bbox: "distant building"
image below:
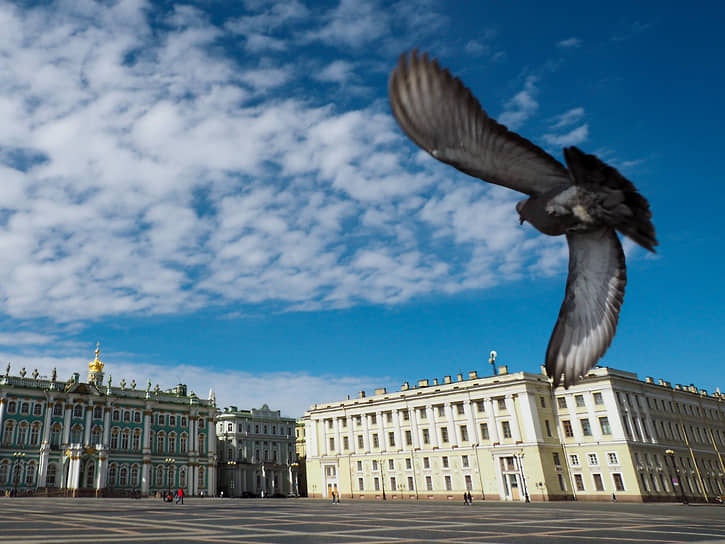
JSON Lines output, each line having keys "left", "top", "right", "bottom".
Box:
{"left": 304, "top": 365, "right": 725, "bottom": 502}
{"left": 216, "top": 404, "right": 298, "bottom": 497}
{"left": 0, "top": 344, "right": 217, "bottom": 497}
{"left": 295, "top": 418, "right": 307, "bottom": 496}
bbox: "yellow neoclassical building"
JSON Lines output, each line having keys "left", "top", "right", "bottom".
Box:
{"left": 304, "top": 365, "right": 725, "bottom": 502}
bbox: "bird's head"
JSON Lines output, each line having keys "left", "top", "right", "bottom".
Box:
{"left": 515, "top": 200, "right": 527, "bottom": 225}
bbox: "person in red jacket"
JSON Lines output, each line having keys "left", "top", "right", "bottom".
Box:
{"left": 176, "top": 487, "right": 184, "bottom": 504}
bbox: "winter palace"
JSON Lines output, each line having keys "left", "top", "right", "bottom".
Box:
{"left": 304, "top": 364, "right": 725, "bottom": 502}
{"left": 0, "top": 345, "right": 217, "bottom": 497}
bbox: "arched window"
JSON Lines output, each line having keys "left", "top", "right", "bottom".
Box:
{"left": 25, "top": 462, "right": 36, "bottom": 485}
{"left": 179, "top": 467, "right": 187, "bottom": 488}
{"left": 70, "top": 425, "right": 82, "bottom": 444}
{"left": 0, "top": 461, "right": 9, "bottom": 484}
{"left": 111, "top": 428, "right": 120, "bottom": 450}
{"left": 155, "top": 466, "right": 164, "bottom": 487}
{"left": 30, "top": 423, "right": 41, "bottom": 446}
{"left": 168, "top": 466, "right": 176, "bottom": 489}
{"left": 134, "top": 411, "right": 141, "bottom": 423}
{"left": 150, "top": 431, "right": 155, "bottom": 454}
{"left": 119, "top": 466, "right": 128, "bottom": 487}
{"left": 108, "top": 464, "right": 117, "bottom": 488}
{"left": 198, "top": 466, "right": 205, "bottom": 490}
{"left": 121, "top": 430, "right": 130, "bottom": 450}
{"left": 157, "top": 432, "right": 166, "bottom": 454}
{"left": 179, "top": 433, "right": 188, "bottom": 454}
{"left": 33, "top": 403, "right": 42, "bottom": 416}
{"left": 132, "top": 429, "right": 141, "bottom": 451}
{"left": 93, "top": 406, "right": 103, "bottom": 419}
{"left": 91, "top": 426, "right": 102, "bottom": 445}
{"left": 47, "top": 464, "right": 58, "bottom": 487}
{"left": 20, "top": 402, "right": 29, "bottom": 415}
{"left": 50, "top": 424, "right": 62, "bottom": 447}
{"left": 53, "top": 403, "right": 63, "bottom": 416}
{"left": 198, "top": 434, "right": 205, "bottom": 455}
{"left": 7, "top": 400, "right": 16, "bottom": 413}
{"left": 123, "top": 411, "right": 131, "bottom": 423}
{"left": 3, "top": 421, "right": 15, "bottom": 446}
{"left": 17, "top": 422, "right": 28, "bottom": 445}
{"left": 131, "top": 465, "right": 140, "bottom": 488}
{"left": 168, "top": 433, "right": 177, "bottom": 454}
{"left": 73, "top": 404, "right": 83, "bottom": 418}
{"left": 112, "top": 409, "right": 120, "bottom": 421}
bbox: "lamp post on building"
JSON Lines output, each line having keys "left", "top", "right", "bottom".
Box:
{"left": 665, "top": 449, "right": 688, "bottom": 505}
{"left": 12, "top": 452, "right": 26, "bottom": 495}
{"left": 165, "top": 458, "right": 176, "bottom": 495}
{"left": 489, "top": 351, "right": 498, "bottom": 376}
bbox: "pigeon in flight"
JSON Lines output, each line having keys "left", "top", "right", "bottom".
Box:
{"left": 389, "top": 50, "right": 657, "bottom": 388}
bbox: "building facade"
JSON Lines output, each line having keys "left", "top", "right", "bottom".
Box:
{"left": 216, "top": 404, "right": 298, "bottom": 497}
{"left": 304, "top": 365, "right": 725, "bottom": 502}
{"left": 0, "top": 345, "right": 217, "bottom": 497}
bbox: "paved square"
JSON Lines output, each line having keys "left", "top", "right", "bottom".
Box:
{"left": 1, "top": 498, "right": 724, "bottom": 544}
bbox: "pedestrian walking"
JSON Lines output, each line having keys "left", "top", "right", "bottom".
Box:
{"left": 176, "top": 487, "right": 184, "bottom": 504}
{"left": 463, "top": 492, "right": 469, "bottom": 505}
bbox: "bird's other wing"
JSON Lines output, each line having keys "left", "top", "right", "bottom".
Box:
{"left": 545, "top": 228, "right": 626, "bottom": 388}
{"left": 389, "top": 50, "right": 571, "bottom": 197}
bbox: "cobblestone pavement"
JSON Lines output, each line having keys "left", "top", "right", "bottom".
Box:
{"left": 1, "top": 498, "right": 724, "bottom": 544}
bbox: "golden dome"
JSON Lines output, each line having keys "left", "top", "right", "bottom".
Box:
{"left": 89, "top": 342, "right": 104, "bottom": 373}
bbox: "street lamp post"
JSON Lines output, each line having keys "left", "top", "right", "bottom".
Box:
{"left": 665, "top": 449, "right": 688, "bottom": 505}
{"left": 165, "top": 458, "right": 176, "bottom": 496}
{"left": 12, "top": 452, "right": 26, "bottom": 495}
{"left": 517, "top": 452, "right": 530, "bottom": 503}
{"left": 379, "top": 460, "right": 386, "bottom": 500}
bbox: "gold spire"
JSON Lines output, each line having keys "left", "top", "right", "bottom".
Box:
{"left": 89, "top": 341, "right": 104, "bottom": 373}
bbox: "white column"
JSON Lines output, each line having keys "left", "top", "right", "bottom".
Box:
{"left": 38, "top": 443, "right": 50, "bottom": 486}
{"left": 409, "top": 406, "right": 421, "bottom": 450}
{"left": 334, "top": 417, "right": 341, "bottom": 454}
{"left": 307, "top": 419, "right": 319, "bottom": 457}
{"left": 428, "top": 405, "right": 440, "bottom": 449}
{"left": 97, "top": 447, "right": 108, "bottom": 491}
{"left": 464, "top": 400, "right": 478, "bottom": 443}
{"left": 393, "top": 409, "right": 403, "bottom": 451}
{"left": 362, "top": 414, "right": 370, "bottom": 452}
{"left": 62, "top": 403, "right": 72, "bottom": 444}
{"left": 103, "top": 406, "right": 112, "bottom": 446}
{"left": 504, "top": 395, "right": 522, "bottom": 442}
{"left": 445, "top": 402, "right": 458, "bottom": 447}
{"left": 486, "top": 399, "right": 500, "bottom": 444}
{"left": 84, "top": 404, "right": 93, "bottom": 445}
{"left": 518, "top": 393, "right": 541, "bottom": 442}
{"left": 41, "top": 397, "right": 53, "bottom": 443}
{"left": 0, "top": 398, "right": 6, "bottom": 439}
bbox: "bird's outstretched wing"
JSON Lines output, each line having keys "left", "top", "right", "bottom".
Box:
{"left": 389, "top": 50, "right": 571, "bottom": 197}
{"left": 546, "top": 228, "right": 626, "bottom": 388}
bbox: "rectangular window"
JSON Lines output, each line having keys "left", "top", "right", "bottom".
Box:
{"left": 340, "top": 417, "right": 347, "bottom": 428}
{"left": 574, "top": 474, "right": 585, "bottom": 491}
{"left": 479, "top": 423, "right": 489, "bottom": 440}
{"left": 408, "top": 476, "right": 414, "bottom": 490}
{"left": 612, "top": 473, "right": 625, "bottom": 491}
{"left": 445, "top": 475, "right": 452, "bottom": 491}
{"left": 356, "top": 460, "right": 363, "bottom": 472}
{"left": 569, "top": 454, "right": 580, "bottom": 466}
{"left": 372, "top": 434, "right": 379, "bottom": 448}
{"left": 442, "top": 456, "right": 449, "bottom": 468}
{"left": 426, "top": 475, "right": 433, "bottom": 491}
{"left": 557, "top": 397, "right": 567, "bottom": 409}
{"left": 437, "top": 405, "right": 445, "bottom": 417}
{"left": 327, "top": 419, "right": 333, "bottom": 429}
{"left": 593, "top": 392, "right": 604, "bottom": 405}
{"left": 343, "top": 436, "right": 349, "bottom": 450}
{"left": 418, "top": 407, "right": 427, "bottom": 419}
{"left": 358, "top": 435, "right": 364, "bottom": 449}
{"left": 607, "top": 452, "right": 618, "bottom": 465}
{"left": 465, "top": 474, "right": 472, "bottom": 491}
{"left": 580, "top": 419, "right": 592, "bottom": 436}
{"left": 329, "top": 437, "right": 335, "bottom": 451}
{"left": 563, "top": 420, "right": 573, "bottom": 438}
{"left": 461, "top": 455, "right": 469, "bottom": 468}
{"left": 423, "top": 457, "right": 430, "bottom": 469}
{"left": 388, "top": 431, "right": 395, "bottom": 447}
{"left": 358, "top": 477, "right": 364, "bottom": 491}
{"left": 460, "top": 425, "right": 469, "bottom": 442}
{"left": 405, "top": 430, "right": 412, "bottom": 446}
{"left": 405, "top": 458, "right": 412, "bottom": 470}
{"left": 593, "top": 473, "right": 604, "bottom": 491}
{"left": 422, "top": 428, "right": 430, "bottom": 444}
{"left": 475, "top": 400, "right": 485, "bottom": 412}
{"left": 372, "top": 460, "right": 378, "bottom": 470}
{"left": 440, "top": 426, "right": 449, "bottom": 443}
{"left": 370, "top": 414, "right": 377, "bottom": 425}
{"left": 599, "top": 416, "right": 611, "bottom": 435}
{"left": 374, "top": 477, "right": 380, "bottom": 491}
{"left": 575, "top": 394, "right": 585, "bottom": 408}
{"left": 388, "top": 459, "right": 394, "bottom": 470}
{"left": 540, "top": 396, "right": 546, "bottom": 408}
{"left": 402, "top": 410, "right": 409, "bottom": 421}
{"left": 390, "top": 476, "right": 397, "bottom": 491}
{"left": 553, "top": 452, "right": 561, "bottom": 465}
{"left": 497, "top": 398, "right": 506, "bottom": 411}
{"left": 386, "top": 412, "right": 393, "bottom": 423}
{"left": 545, "top": 420, "right": 552, "bottom": 437}
{"left": 558, "top": 474, "right": 566, "bottom": 491}
{"left": 501, "top": 421, "right": 512, "bottom": 439}
{"left": 588, "top": 453, "right": 598, "bottom": 466}
{"left": 456, "top": 403, "right": 465, "bottom": 415}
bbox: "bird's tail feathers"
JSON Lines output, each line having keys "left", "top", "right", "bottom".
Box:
{"left": 564, "top": 146, "right": 658, "bottom": 252}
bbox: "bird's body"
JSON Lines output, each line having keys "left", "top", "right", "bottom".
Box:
{"left": 389, "top": 50, "right": 657, "bottom": 388}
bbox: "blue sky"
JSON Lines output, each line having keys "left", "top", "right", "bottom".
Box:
{"left": 0, "top": 0, "right": 723, "bottom": 417}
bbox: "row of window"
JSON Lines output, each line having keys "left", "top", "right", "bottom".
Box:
{"left": 220, "top": 421, "right": 293, "bottom": 436}
{"left": 354, "top": 473, "right": 475, "bottom": 493}
{"left": 617, "top": 391, "right": 724, "bottom": 422}
{"left": 560, "top": 416, "right": 612, "bottom": 438}
{"left": 555, "top": 391, "right": 606, "bottom": 410}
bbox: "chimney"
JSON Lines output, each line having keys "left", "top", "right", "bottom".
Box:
{"left": 498, "top": 365, "right": 508, "bottom": 375}
{"left": 401, "top": 382, "right": 410, "bottom": 391}
{"left": 468, "top": 371, "right": 478, "bottom": 380}
{"left": 444, "top": 375, "right": 452, "bottom": 384}
{"left": 358, "top": 390, "right": 366, "bottom": 398}
{"left": 418, "top": 379, "right": 429, "bottom": 387}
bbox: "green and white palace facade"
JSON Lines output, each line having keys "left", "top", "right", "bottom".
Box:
{"left": 0, "top": 344, "right": 217, "bottom": 497}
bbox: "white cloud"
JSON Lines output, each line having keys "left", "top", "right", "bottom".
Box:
{"left": 557, "top": 37, "right": 582, "bottom": 48}
{"left": 543, "top": 123, "right": 589, "bottom": 147}
{"left": 498, "top": 76, "right": 539, "bottom": 130}
{"left": 551, "top": 107, "right": 585, "bottom": 129}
